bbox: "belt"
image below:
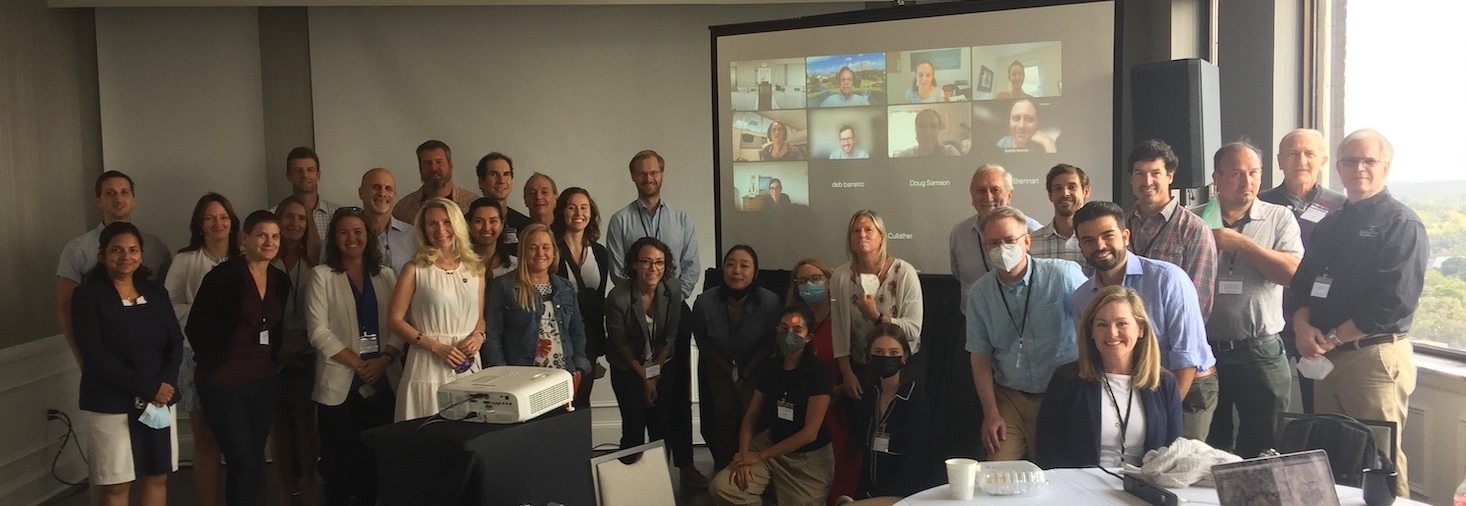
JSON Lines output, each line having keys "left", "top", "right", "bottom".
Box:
{"left": 1211, "top": 334, "right": 1279, "bottom": 353}
{"left": 1336, "top": 333, "right": 1407, "bottom": 352}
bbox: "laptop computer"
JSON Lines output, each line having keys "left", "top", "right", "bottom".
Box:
{"left": 1211, "top": 449, "right": 1341, "bottom": 506}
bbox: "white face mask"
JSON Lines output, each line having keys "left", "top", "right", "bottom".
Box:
{"left": 987, "top": 243, "right": 1025, "bottom": 272}
{"left": 1296, "top": 356, "right": 1334, "bottom": 380}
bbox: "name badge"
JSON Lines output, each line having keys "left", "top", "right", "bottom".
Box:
{"left": 258, "top": 330, "right": 270, "bottom": 345}
{"left": 873, "top": 431, "right": 892, "bottom": 453}
{"left": 357, "top": 332, "right": 380, "bottom": 355}
{"left": 503, "top": 229, "right": 519, "bottom": 244}
{"left": 1299, "top": 204, "right": 1327, "bottom": 223}
{"left": 777, "top": 399, "right": 795, "bottom": 421}
{"left": 1311, "top": 275, "right": 1332, "bottom": 299}
{"left": 644, "top": 363, "right": 661, "bottom": 379}
{"left": 1218, "top": 275, "right": 1244, "bottom": 295}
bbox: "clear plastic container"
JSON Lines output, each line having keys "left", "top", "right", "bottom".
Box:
{"left": 977, "top": 460, "right": 1048, "bottom": 496}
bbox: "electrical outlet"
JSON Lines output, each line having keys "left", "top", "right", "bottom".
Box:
{"left": 47, "top": 408, "right": 61, "bottom": 421}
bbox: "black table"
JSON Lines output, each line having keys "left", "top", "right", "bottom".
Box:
{"left": 362, "top": 407, "right": 594, "bottom": 506}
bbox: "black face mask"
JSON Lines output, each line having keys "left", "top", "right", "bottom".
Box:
{"left": 868, "top": 355, "right": 904, "bottom": 379}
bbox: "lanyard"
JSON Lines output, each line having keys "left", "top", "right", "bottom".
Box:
{"left": 1134, "top": 208, "right": 1174, "bottom": 258}
{"left": 999, "top": 278, "right": 1033, "bottom": 368}
{"left": 1101, "top": 376, "right": 1135, "bottom": 467}
{"left": 640, "top": 205, "right": 660, "bottom": 240}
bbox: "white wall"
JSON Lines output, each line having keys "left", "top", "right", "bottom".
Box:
{"left": 96, "top": 7, "right": 269, "bottom": 250}
{"left": 307, "top": 4, "right": 856, "bottom": 274}
{"left": 0, "top": 336, "right": 86, "bottom": 506}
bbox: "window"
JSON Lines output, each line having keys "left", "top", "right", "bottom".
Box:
{"left": 1327, "top": 0, "right": 1466, "bottom": 355}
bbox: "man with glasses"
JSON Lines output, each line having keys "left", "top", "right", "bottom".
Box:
{"left": 950, "top": 165, "right": 1044, "bottom": 300}
{"left": 828, "top": 125, "right": 870, "bottom": 160}
{"left": 358, "top": 168, "right": 417, "bottom": 274}
{"left": 965, "top": 206, "right": 1087, "bottom": 461}
{"left": 1290, "top": 129, "right": 1426, "bottom": 497}
{"left": 820, "top": 66, "right": 870, "bottom": 107}
{"left": 604, "top": 149, "right": 707, "bottom": 487}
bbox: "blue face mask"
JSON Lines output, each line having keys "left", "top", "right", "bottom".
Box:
{"left": 798, "top": 281, "right": 828, "bottom": 305}
{"left": 138, "top": 403, "right": 171, "bottom": 430}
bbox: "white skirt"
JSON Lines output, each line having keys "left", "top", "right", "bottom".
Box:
{"left": 82, "top": 407, "right": 179, "bottom": 485}
{"left": 394, "top": 336, "right": 481, "bottom": 421}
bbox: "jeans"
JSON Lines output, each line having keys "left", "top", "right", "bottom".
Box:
{"left": 1207, "top": 334, "right": 1292, "bottom": 457}
{"left": 197, "top": 376, "right": 279, "bottom": 506}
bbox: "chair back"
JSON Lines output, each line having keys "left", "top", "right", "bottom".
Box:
{"left": 1276, "top": 413, "right": 1396, "bottom": 487}
{"left": 590, "top": 441, "right": 675, "bottom": 506}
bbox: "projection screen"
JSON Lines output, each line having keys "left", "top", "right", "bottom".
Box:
{"left": 712, "top": 0, "right": 1116, "bottom": 274}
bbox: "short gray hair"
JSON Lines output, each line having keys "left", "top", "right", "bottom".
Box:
{"left": 974, "top": 163, "right": 1014, "bottom": 190}
{"left": 1280, "top": 128, "right": 1326, "bottom": 149}
{"left": 1338, "top": 128, "right": 1394, "bottom": 162}
{"left": 979, "top": 205, "right": 1029, "bottom": 233}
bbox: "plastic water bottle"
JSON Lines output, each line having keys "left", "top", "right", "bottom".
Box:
{"left": 1454, "top": 466, "right": 1466, "bottom": 506}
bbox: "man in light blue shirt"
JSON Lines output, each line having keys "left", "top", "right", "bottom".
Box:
{"left": 828, "top": 125, "right": 870, "bottom": 160}
{"left": 606, "top": 150, "right": 700, "bottom": 297}
{"left": 966, "top": 206, "right": 1087, "bottom": 461}
{"left": 604, "top": 149, "right": 706, "bottom": 485}
{"left": 819, "top": 66, "right": 871, "bottom": 107}
{"left": 1071, "top": 201, "right": 1218, "bottom": 440}
{"left": 359, "top": 168, "right": 417, "bottom": 274}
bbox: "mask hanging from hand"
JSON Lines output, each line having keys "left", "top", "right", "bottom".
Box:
{"left": 138, "top": 403, "right": 171, "bottom": 430}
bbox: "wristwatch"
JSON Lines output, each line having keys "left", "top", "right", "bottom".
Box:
{"left": 1325, "top": 329, "right": 1345, "bottom": 347}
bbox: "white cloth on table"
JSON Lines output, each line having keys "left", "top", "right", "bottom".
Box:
{"left": 395, "top": 263, "right": 482, "bottom": 421}
{"left": 1124, "top": 437, "right": 1241, "bottom": 488}
{"left": 895, "top": 468, "right": 1428, "bottom": 505}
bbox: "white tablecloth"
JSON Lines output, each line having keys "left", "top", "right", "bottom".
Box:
{"left": 896, "top": 468, "right": 1430, "bottom": 505}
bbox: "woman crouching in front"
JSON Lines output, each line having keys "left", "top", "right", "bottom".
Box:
{"left": 711, "top": 304, "right": 834, "bottom": 506}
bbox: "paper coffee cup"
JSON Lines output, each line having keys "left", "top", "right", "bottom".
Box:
{"left": 945, "top": 458, "right": 979, "bottom": 500}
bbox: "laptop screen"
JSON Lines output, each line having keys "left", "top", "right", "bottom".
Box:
{"left": 1211, "top": 450, "right": 1341, "bottom": 506}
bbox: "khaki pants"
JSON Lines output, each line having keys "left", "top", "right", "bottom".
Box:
{"left": 710, "top": 432, "right": 834, "bottom": 506}
{"left": 989, "top": 385, "right": 1043, "bottom": 461}
{"left": 1316, "top": 339, "right": 1415, "bottom": 497}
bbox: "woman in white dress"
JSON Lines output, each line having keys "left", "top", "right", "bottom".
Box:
{"left": 387, "top": 198, "right": 486, "bottom": 421}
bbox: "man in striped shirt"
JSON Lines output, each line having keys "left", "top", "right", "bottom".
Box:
{"left": 1030, "top": 163, "right": 1091, "bottom": 276}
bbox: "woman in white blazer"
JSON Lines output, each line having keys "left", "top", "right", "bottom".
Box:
{"left": 306, "top": 207, "right": 402, "bottom": 506}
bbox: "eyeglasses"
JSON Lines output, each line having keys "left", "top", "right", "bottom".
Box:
{"left": 334, "top": 206, "right": 365, "bottom": 217}
{"left": 794, "top": 275, "right": 827, "bottom": 284}
{"left": 983, "top": 233, "right": 1029, "bottom": 249}
{"left": 1339, "top": 157, "right": 1383, "bottom": 169}
{"left": 637, "top": 259, "right": 666, "bottom": 269}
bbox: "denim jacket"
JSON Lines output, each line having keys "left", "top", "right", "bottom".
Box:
{"left": 485, "top": 274, "right": 590, "bottom": 373}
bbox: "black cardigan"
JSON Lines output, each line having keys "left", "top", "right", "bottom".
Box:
{"left": 603, "top": 279, "right": 681, "bottom": 371}
{"left": 72, "top": 278, "right": 184, "bottom": 413}
{"left": 557, "top": 241, "right": 609, "bottom": 358}
{"left": 1034, "top": 362, "right": 1183, "bottom": 469}
{"left": 184, "top": 258, "right": 291, "bottom": 371}
{"left": 857, "top": 376, "right": 943, "bottom": 498}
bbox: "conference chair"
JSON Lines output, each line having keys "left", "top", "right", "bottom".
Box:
{"left": 590, "top": 440, "right": 676, "bottom": 506}
{"left": 1275, "top": 412, "right": 1397, "bottom": 488}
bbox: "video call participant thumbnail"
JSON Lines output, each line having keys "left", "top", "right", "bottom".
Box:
{"left": 830, "top": 125, "right": 870, "bottom": 160}
{"left": 892, "top": 109, "right": 961, "bottom": 158}
{"left": 821, "top": 66, "right": 871, "bottom": 108}
{"left": 994, "top": 61, "right": 1032, "bottom": 100}
{"left": 997, "top": 99, "right": 1057, "bottom": 153}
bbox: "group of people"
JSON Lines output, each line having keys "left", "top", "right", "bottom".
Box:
{"left": 61, "top": 125, "right": 1424, "bottom": 506}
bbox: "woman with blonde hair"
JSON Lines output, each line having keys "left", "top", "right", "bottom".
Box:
{"left": 484, "top": 223, "right": 590, "bottom": 377}
{"left": 829, "top": 210, "right": 923, "bottom": 402}
{"left": 1035, "top": 285, "right": 1182, "bottom": 469}
{"left": 387, "top": 198, "right": 486, "bottom": 421}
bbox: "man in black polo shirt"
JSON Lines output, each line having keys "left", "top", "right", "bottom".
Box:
{"left": 1290, "top": 129, "right": 1426, "bottom": 497}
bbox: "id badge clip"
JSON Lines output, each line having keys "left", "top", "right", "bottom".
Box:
{"left": 1311, "top": 274, "right": 1332, "bottom": 299}
{"left": 873, "top": 430, "right": 892, "bottom": 453}
{"left": 357, "top": 331, "right": 381, "bottom": 356}
{"left": 776, "top": 399, "right": 795, "bottom": 421}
